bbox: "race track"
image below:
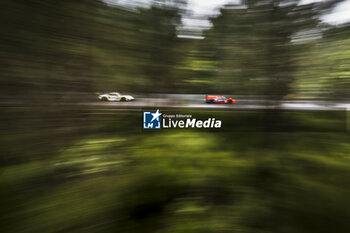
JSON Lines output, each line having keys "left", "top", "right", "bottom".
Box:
{"left": 82, "top": 98, "right": 350, "bottom": 111}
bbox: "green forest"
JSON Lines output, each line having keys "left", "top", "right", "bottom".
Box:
{"left": 1, "top": 1, "right": 350, "bottom": 233}
{"left": 1, "top": 0, "right": 350, "bottom": 98}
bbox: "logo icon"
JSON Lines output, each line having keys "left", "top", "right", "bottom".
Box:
{"left": 143, "top": 109, "right": 162, "bottom": 129}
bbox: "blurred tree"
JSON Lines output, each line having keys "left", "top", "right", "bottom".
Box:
{"left": 294, "top": 23, "right": 350, "bottom": 99}
{"left": 198, "top": 0, "right": 345, "bottom": 98}
{"left": 135, "top": 4, "right": 185, "bottom": 93}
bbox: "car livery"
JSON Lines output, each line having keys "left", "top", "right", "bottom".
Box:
{"left": 98, "top": 92, "right": 134, "bottom": 102}
{"left": 206, "top": 95, "right": 235, "bottom": 104}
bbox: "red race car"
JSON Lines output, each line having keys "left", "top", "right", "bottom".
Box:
{"left": 206, "top": 95, "right": 235, "bottom": 104}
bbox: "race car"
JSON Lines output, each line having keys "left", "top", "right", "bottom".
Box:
{"left": 206, "top": 95, "right": 235, "bottom": 104}
{"left": 98, "top": 92, "right": 134, "bottom": 102}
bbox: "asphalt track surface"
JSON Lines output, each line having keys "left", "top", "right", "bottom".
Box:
{"left": 83, "top": 98, "right": 350, "bottom": 111}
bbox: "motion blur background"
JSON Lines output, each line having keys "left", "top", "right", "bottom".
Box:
{"left": 1, "top": 0, "right": 350, "bottom": 233}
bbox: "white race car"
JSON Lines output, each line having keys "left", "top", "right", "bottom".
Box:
{"left": 98, "top": 92, "right": 135, "bottom": 102}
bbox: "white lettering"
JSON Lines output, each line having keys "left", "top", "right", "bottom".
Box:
{"left": 196, "top": 120, "right": 203, "bottom": 128}
{"left": 172, "top": 120, "right": 178, "bottom": 128}
{"left": 203, "top": 119, "right": 210, "bottom": 128}
{"left": 215, "top": 120, "right": 222, "bottom": 128}
{"left": 186, "top": 118, "right": 196, "bottom": 128}
{"left": 178, "top": 121, "right": 184, "bottom": 128}
{"left": 162, "top": 117, "right": 221, "bottom": 129}
{"left": 163, "top": 119, "right": 169, "bottom": 128}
